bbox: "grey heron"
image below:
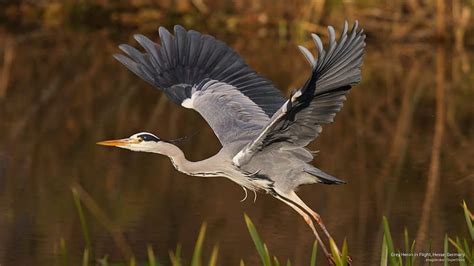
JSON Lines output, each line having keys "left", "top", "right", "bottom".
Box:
{"left": 98, "top": 21, "right": 365, "bottom": 264}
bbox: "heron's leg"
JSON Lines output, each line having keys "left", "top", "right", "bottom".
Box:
{"left": 273, "top": 193, "right": 334, "bottom": 265}
{"left": 287, "top": 191, "right": 334, "bottom": 241}
{"left": 285, "top": 191, "right": 352, "bottom": 265}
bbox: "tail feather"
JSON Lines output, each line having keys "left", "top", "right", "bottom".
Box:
{"left": 303, "top": 166, "right": 346, "bottom": 185}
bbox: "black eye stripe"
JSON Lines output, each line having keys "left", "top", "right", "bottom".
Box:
{"left": 137, "top": 133, "right": 160, "bottom": 142}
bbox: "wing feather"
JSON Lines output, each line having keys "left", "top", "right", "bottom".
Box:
{"left": 114, "top": 25, "right": 286, "bottom": 148}
{"left": 234, "top": 21, "right": 366, "bottom": 166}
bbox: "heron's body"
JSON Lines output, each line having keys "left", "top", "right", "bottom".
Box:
{"left": 98, "top": 21, "right": 365, "bottom": 264}
{"left": 133, "top": 138, "right": 320, "bottom": 193}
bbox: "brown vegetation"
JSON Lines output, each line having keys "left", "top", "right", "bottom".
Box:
{"left": 0, "top": 0, "right": 473, "bottom": 265}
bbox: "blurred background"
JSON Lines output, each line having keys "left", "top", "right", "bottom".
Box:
{"left": 0, "top": 0, "right": 473, "bottom": 265}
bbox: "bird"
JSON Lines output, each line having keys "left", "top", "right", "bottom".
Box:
{"left": 97, "top": 21, "right": 365, "bottom": 264}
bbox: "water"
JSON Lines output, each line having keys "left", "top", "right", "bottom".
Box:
{"left": 0, "top": 28, "right": 472, "bottom": 265}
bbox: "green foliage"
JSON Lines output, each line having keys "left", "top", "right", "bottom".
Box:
{"left": 208, "top": 245, "right": 219, "bottom": 266}
{"left": 382, "top": 216, "right": 400, "bottom": 266}
{"left": 147, "top": 245, "right": 158, "bottom": 266}
{"left": 168, "top": 244, "right": 182, "bottom": 266}
{"left": 380, "top": 203, "right": 473, "bottom": 266}
{"left": 462, "top": 201, "right": 474, "bottom": 241}
{"left": 72, "top": 188, "right": 92, "bottom": 253}
{"left": 403, "top": 229, "right": 416, "bottom": 266}
{"left": 82, "top": 248, "right": 89, "bottom": 266}
{"left": 380, "top": 218, "right": 417, "bottom": 266}
{"left": 60, "top": 238, "right": 68, "bottom": 266}
{"left": 447, "top": 202, "right": 474, "bottom": 266}
{"left": 243, "top": 213, "right": 272, "bottom": 266}
{"left": 380, "top": 234, "right": 388, "bottom": 266}
{"left": 310, "top": 241, "right": 318, "bottom": 266}
{"left": 328, "top": 238, "right": 349, "bottom": 266}
{"left": 191, "top": 223, "right": 207, "bottom": 266}
{"left": 69, "top": 197, "right": 473, "bottom": 266}
{"left": 244, "top": 213, "right": 344, "bottom": 266}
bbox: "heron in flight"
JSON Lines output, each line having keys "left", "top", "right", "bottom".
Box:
{"left": 98, "top": 21, "right": 365, "bottom": 263}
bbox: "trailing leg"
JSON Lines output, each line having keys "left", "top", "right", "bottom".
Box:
{"left": 287, "top": 191, "right": 334, "bottom": 241}
{"left": 272, "top": 190, "right": 335, "bottom": 265}
{"left": 286, "top": 191, "right": 352, "bottom": 265}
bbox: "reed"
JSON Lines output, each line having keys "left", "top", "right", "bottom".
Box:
{"left": 70, "top": 183, "right": 473, "bottom": 265}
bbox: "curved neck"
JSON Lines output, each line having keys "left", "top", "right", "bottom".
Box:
{"left": 145, "top": 142, "right": 199, "bottom": 175}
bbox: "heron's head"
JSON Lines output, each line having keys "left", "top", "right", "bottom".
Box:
{"left": 97, "top": 132, "right": 162, "bottom": 152}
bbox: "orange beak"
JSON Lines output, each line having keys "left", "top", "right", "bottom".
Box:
{"left": 96, "top": 138, "right": 139, "bottom": 147}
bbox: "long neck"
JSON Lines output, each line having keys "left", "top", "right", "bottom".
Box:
{"left": 146, "top": 142, "right": 200, "bottom": 175}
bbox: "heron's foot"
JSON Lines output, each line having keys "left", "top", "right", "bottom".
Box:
{"left": 347, "top": 255, "right": 353, "bottom": 265}
{"left": 325, "top": 254, "right": 351, "bottom": 266}
{"left": 326, "top": 255, "right": 336, "bottom": 266}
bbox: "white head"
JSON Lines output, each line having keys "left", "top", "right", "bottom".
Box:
{"left": 97, "top": 132, "right": 163, "bottom": 152}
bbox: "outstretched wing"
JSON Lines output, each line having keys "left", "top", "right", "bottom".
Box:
{"left": 114, "top": 25, "right": 286, "bottom": 146}
{"left": 234, "top": 21, "right": 366, "bottom": 166}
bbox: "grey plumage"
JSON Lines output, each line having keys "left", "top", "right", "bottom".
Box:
{"left": 183, "top": 78, "right": 269, "bottom": 145}
{"left": 106, "top": 21, "right": 366, "bottom": 262}
{"left": 114, "top": 25, "right": 286, "bottom": 117}
{"left": 233, "top": 21, "right": 365, "bottom": 166}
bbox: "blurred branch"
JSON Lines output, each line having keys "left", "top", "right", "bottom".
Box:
{"left": 191, "top": 0, "right": 209, "bottom": 15}
{"left": 1, "top": 1, "right": 472, "bottom": 43}
{"left": 0, "top": 37, "right": 15, "bottom": 99}
{"left": 71, "top": 182, "right": 135, "bottom": 261}
{"left": 415, "top": 43, "right": 447, "bottom": 248}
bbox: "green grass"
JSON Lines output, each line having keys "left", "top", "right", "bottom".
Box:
{"left": 69, "top": 195, "right": 474, "bottom": 265}
{"left": 379, "top": 201, "right": 473, "bottom": 266}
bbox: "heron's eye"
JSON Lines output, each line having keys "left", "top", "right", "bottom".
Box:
{"left": 136, "top": 133, "right": 160, "bottom": 142}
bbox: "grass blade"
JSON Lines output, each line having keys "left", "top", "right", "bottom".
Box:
{"left": 404, "top": 228, "right": 410, "bottom": 266}
{"left": 176, "top": 244, "right": 182, "bottom": 261}
{"left": 341, "top": 239, "right": 348, "bottom": 266}
{"left": 263, "top": 244, "right": 271, "bottom": 264}
{"left": 380, "top": 235, "right": 388, "bottom": 266}
{"left": 239, "top": 259, "right": 245, "bottom": 266}
{"left": 147, "top": 245, "right": 157, "bottom": 266}
{"left": 310, "top": 241, "right": 318, "bottom": 266}
{"left": 428, "top": 241, "right": 432, "bottom": 266}
{"left": 169, "top": 251, "right": 180, "bottom": 266}
{"left": 382, "top": 216, "right": 397, "bottom": 266}
{"left": 208, "top": 245, "right": 219, "bottom": 266}
{"left": 462, "top": 201, "right": 474, "bottom": 241}
{"left": 443, "top": 234, "right": 448, "bottom": 266}
{"left": 169, "top": 244, "right": 182, "bottom": 266}
{"left": 244, "top": 214, "right": 271, "bottom": 266}
{"left": 60, "top": 238, "right": 68, "bottom": 266}
{"left": 329, "top": 238, "right": 342, "bottom": 265}
{"left": 70, "top": 183, "right": 133, "bottom": 260}
{"left": 273, "top": 256, "right": 281, "bottom": 266}
{"left": 72, "top": 188, "right": 92, "bottom": 253}
{"left": 409, "top": 238, "right": 416, "bottom": 265}
{"left": 191, "top": 223, "right": 207, "bottom": 266}
{"left": 82, "top": 248, "right": 89, "bottom": 266}
{"left": 462, "top": 238, "right": 472, "bottom": 259}
{"left": 449, "top": 237, "right": 468, "bottom": 266}
{"left": 98, "top": 255, "right": 109, "bottom": 266}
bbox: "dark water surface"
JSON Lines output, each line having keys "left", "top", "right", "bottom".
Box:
{"left": 0, "top": 28, "right": 473, "bottom": 265}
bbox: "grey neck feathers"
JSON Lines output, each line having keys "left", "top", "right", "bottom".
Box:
{"left": 144, "top": 142, "right": 200, "bottom": 175}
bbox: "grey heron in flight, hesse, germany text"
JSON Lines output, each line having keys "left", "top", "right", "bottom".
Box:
{"left": 98, "top": 21, "right": 366, "bottom": 265}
